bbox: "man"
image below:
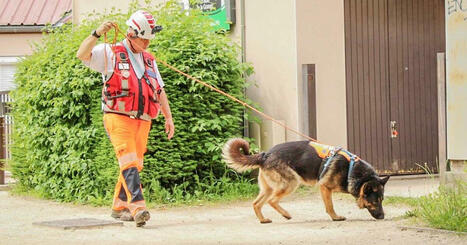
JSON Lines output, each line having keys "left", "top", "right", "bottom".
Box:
{"left": 76, "top": 10, "right": 175, "bottom": 227}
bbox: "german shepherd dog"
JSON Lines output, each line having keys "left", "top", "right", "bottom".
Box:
{"left": 222, "top": 138, "right": 390, "bottom": 223}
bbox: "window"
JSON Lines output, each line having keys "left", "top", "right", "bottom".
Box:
{"left": 0, "top": 57, "right": 19, "bottom": 92}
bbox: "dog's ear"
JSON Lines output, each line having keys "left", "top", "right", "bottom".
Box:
{"left": 380, "top": 176, "right": 390, "bottom": 186}
{"left": 359, "top": 182, "right": 368, "bottom": 197}
{"left": 357, "top": 182, "right": 369, "bottom": 208}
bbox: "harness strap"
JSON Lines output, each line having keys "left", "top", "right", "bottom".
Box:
{"left": 319, "top": 146, "right": 342, "bottom": 180}
{"left": 318, "top": 147, "right": 359, "bottom": 181}
{"left": 341, "top": 149, "right": 357, "bottom": 180}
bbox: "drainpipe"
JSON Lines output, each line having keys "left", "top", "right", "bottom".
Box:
{"left": 240, "top": 0, "right": 249, "bottom": 137}
{"left": 240, "top": 0, "right": 246, "bottom": 65}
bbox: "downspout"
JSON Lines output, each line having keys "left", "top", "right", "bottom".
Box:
{"left": 241, "top": 0, "right": 249, "bottom": 137}
{"left": 240, "top": 0, "right": 246, "bottom": 65}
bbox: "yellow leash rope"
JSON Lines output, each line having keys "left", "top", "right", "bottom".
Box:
{"left": 103, "top": 26, "right": 118, "bottom": 77}
{"left": 105, "top": 24, "right": 316, "bottom": 142}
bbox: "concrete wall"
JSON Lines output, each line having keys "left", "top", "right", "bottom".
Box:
{"left": 296, "top": 0, "right": 347, "bottom": 148}
{"left": 243, "top": 0, "right": 298, "bottom": 150}
{"left": 446, "top": 0, "right": 467, "bottom": 160}
{"left": 0, "top": 33, "right": 43, "bottom": 56}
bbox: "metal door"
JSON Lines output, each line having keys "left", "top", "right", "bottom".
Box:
{"left": 344, "top": 0, "right": 445, "bottom": 174}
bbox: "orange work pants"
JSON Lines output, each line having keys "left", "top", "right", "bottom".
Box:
{"left": 103, "top": 113, "right": 151, "bottom": 216}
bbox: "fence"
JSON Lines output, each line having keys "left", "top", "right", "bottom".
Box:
{"left": 0, "top": 91, "right": 12, "bottom": 184}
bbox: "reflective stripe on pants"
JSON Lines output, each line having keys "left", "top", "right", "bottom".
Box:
{"left": 103, "top": 113, "right": 151, "bottom": 216}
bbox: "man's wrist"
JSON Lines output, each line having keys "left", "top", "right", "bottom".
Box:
{"left": 91, "top": 30, "right": 101, "bottom": 39}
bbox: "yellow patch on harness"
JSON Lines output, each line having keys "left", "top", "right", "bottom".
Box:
{"left": 308, "top": 141, "right": 358, "bottom": 162}
{"left": 308, "top": 141, "right": 332, "bottom": 159}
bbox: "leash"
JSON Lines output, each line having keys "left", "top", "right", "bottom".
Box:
{"left": 101, "top": 23, "right": 360, "bottom": 185}
{"left": 103, "top": 25, "right": 118, "bottom": 77}
{"left": 103, "top": 24, "right": 317, "bottom": 142}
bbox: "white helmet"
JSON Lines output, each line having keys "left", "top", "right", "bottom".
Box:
{"left": 126, "top": 10, "right": 162, "bottom": 40}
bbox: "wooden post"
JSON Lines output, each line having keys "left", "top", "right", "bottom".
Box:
{"left": 301, "top": 64, "right": 317, "bottom": 140}
{"left": 437, "top": 52, "right": 446, "bottom": 186}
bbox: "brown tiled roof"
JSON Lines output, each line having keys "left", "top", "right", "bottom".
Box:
{"left": 0, "top": 0, "right": 72, "bottom": 26}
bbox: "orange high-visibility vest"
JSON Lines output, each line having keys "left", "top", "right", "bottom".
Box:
{"left": 102, "top": 44, "right": 161, "bottom": 121}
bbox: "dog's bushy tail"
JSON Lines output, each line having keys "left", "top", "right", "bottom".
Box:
{"left": 222, "top": 138, "right": 266, "bottom": 172}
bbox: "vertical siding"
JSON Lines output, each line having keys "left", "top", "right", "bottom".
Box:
{"left": 345, "top": 0, "right": 445, "bottom": 174}
{"left": 380, "top": 0, "right": 390, "bottom": 171}
{"left": 388, "top": 0, "right": 444, "bottom": 172}
{"left": 344, "top": 0, "right": 353, "bottom": 152}
{"left": 345, "top": 0, "right": 391, "bottom": 171}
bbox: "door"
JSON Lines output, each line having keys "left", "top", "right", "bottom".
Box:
{"left": 344, "top": 0, "right": 445, "bottom": 174}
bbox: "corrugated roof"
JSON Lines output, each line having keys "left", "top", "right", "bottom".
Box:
{"left": 0, "top": 0, "right": 72, "bottom": 26}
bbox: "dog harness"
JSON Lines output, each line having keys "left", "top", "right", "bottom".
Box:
{"left": 102, "top": 42, "right": 162, "bottom": 121}
{"left": 309, "top": 142, "right": 360, "bottom": 180}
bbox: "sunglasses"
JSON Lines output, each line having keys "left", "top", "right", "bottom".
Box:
{"left": 152, "top": 25, "right": 163, "bottom": 34}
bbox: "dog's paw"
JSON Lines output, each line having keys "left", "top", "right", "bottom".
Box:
{"left": 331, "top": 216, "right": 346, "bottom": 221}
{"left": 260, "top": 218, "right": 272, "bottom": 224}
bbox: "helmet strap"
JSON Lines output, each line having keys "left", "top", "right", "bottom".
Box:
{"left": 127, "top": 38, "right": 138, "bottom": 53}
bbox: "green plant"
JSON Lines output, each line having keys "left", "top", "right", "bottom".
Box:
{"left": 388, "top": 181, "right": 467, "bottom": 232}
{"left": 10, "top": 0, "right": 256, "bottom": 205}
{"left": 384, "top": 196, "right": 419, "bottom": 207}
{"left": 415, "top": 162, "right": 435, "bottom": 176}
{"left": 415, "top": 181, "right": 467, "bottom": 232}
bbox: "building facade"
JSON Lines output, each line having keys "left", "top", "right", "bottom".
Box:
{"left": 4, "top": 0, "right": 465, "bottom": 177}
{"left": 0, "top": 0, "right": 72, "bottom": 183}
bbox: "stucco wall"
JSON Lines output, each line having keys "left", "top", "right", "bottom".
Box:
{"left": 244, "top": 0, "right": 298, "bottom": 150}
{"left": 446, "top": 0, "right": 467, "bottom": 160}
{"left": 296, "top": 0, "right": 347, "bottom": 147}
{"left": 0, "top": 33, "right": 43, "bottom": 56}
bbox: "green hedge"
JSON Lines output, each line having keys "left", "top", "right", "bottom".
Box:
{"left": 10, "top": 1, "right": 256, "bottom": 205}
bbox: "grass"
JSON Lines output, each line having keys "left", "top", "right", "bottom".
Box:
{"left": 9, "top": 183, "right": 45, "bottom": 200}
{"left": 415, "top": 182, "right": 467, "bottom": 232}
{"left": 384, "top": 196, "right": 420, "bottom": 207}
{"left": 385, "top": 181, "right": 467, "bottom": 233}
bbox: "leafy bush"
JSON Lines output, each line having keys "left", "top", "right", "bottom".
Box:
{"left": 10, "top": 0, "right": 256, "bottom": 205}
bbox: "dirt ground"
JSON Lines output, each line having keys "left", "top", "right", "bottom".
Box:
{"left": 0, "top": 189, "right": 465, "bottom": 245}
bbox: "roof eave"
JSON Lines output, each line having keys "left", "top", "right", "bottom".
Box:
{"left": 0, "top": 25, "right": 46, "bottom": 33}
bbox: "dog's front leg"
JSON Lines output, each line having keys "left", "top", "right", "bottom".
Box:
{"left": 319, "top": 184, "right": 346, "bottom": 221}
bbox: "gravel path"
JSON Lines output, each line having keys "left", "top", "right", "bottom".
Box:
{"left": 0, "top": 190, "right": 465, "bottom": 245}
